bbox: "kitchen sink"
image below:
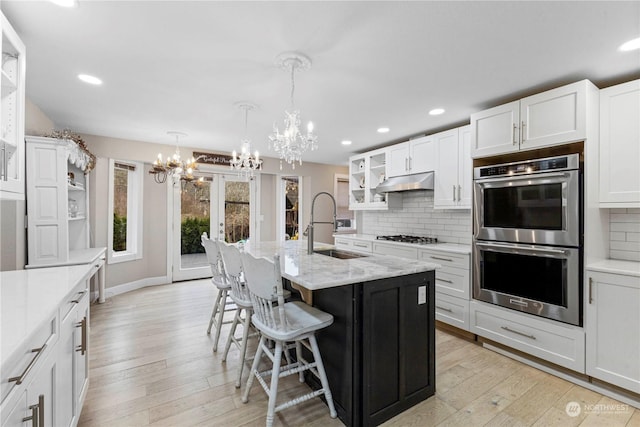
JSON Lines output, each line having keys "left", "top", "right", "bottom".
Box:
{"left": 314, "top": 249, "right": 368, "bottom": 260}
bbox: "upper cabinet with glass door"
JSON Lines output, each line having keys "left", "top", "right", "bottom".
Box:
{"left": 0, "top": 12, "right": 26, "bottom": 199}
{"left": 349, "top": 148, "right": 400, "bottom": 210}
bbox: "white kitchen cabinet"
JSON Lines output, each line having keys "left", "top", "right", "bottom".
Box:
{"left": 0, "top": 12, "right": 26, "bottom": 200}
{"left": 1, "top": 264, "right": 97, "bottom": 427}
{"left": 387, "top": 135, "right": 434, "bottom": 177}
{"left": 585, "top": 269, "right": 640, "bottom": 393}
{"left": 433, "top": 125, "right": 471, "bottom": 209}
{"left": 349, "top": 148, "right": 400, "bottom": 211}
{"left": 599, "top": 79, "right": 640, "bottom": 207}
{"left": 26, "top": 136, "right": 97, "bottom": 268}
{"left": 470, "top": 80, "right": 596, "bottom": 158}
{"left": 419, "top": 247, "right": 471, "bottom": 330}
{"left": 470, "top": 300, "right": 585, "bottom": 372}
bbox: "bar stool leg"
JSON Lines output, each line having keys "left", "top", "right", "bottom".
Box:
{"left": 222, "top": 308, "right": 241, "bottom": 363}
{"left": 309, "top": 335, "right": 337, "bottom": 418}
{"left": 235, "top": 308, "right": 253, "bottom": 388}
{"left": 207, "top": 287, "right": 224, "bottom": 335}
{"left": 266, "top": 341, "right": 284, "bottom": 427}
{"left": 295, "top": 341, "right": 304, "bottom": 383}
{"left": 242, "top": 335, "right": 266, "bottom": 403}
{"left": 212, "top": 289, "right": 228, "bottom": 352}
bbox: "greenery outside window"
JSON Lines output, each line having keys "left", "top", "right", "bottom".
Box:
{"left": 107, "top": 159, "right": 144, "bottom": 263}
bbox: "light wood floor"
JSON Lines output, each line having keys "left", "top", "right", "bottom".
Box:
{"left": 79, "top": 279, "right": 640, "bottom": 427}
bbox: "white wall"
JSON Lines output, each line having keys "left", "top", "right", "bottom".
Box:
{"left": 360, "top": 191, "right": 472, "bottom": 245}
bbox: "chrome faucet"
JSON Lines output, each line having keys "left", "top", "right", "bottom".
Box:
{"left": 305, "top": 191, "right": 338, "bottom": 254}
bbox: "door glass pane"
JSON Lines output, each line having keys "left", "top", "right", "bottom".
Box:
{"left": 180, "top": 179, "right": 211, "bottom": 268}
{"left": 481, "top": 250, "right": 566, "bottom": 306}
{"left": 483, "top": 183, "right": 563, "bottom": 229}
{"left": 283, "top": 177, "right": 299, "bottom": 240}
{"left": 225, "top": 181, "right": 250, "bottom": 243}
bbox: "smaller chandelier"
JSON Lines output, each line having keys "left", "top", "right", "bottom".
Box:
{"left": 268, "top": 52, "right": 318, "bottom": 170}
{"left": 230, "top": 103, "right": 262, "bottom": 178}
{"left": 149, "top": 131, "right": 199, "bottom": 184}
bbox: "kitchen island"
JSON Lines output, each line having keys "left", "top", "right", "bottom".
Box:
{"left": 244, "top": 240, "right": 439, "bottom": 426}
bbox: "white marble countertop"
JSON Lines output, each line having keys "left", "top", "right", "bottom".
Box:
{"left": 334, "top": 233, "right": 471, "bottom": 254}
{"left": 586, "top": 259, "right": 640, "bottom": 277}
{"left": 243, "top": 240, "right": 439, "bottom": 291}
{"left": 1, "top": 263, "right": 95, "bottom": 370}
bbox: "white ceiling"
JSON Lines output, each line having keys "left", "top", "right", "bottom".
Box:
{"left": 3, "top": 1, "right": 639, "bottom": 166}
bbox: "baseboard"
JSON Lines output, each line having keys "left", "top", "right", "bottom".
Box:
{"left": 94, "top": 275, "right": 171, "bottom": 302}
{"left": 483, "top": 341, "right": 640, "bottom": 410}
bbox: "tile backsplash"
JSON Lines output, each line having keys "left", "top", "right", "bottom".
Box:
{"left": 360, "top": 191, "right": 472, "bottom": 245}
{"left": 609, "top": 208, "right": 640, "bottom": 262}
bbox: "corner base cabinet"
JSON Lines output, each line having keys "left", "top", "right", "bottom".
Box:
{"left": 586, "top": 269, "right": 640, "bottom": 393}
{"left": 305, "top": 271, "right": 435, "bottom": 426}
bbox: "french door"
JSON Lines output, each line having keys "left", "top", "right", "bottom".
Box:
{"left": 171, "top": 173, "right": 256, "bottom": 282}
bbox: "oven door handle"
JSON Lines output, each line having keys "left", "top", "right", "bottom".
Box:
{"left": 475, "top": 241, "right": 568, "bottom": 257}
{"left": 474, "top": 171, "right": 571, "bottom": 184}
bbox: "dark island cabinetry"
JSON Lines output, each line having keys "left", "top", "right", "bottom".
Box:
{"left": 308, "top": 271, "right": 436, "bottom": 426}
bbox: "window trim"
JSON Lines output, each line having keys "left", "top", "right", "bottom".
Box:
{"left": 107, "top": 158, "right": 144, "bottom": 264}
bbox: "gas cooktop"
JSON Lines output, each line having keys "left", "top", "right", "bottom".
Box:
{"left": 376, "top": 235, "right": 438, "bottom": 245}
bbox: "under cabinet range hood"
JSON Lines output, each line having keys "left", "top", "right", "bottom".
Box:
{"left": 375, "top": 172, "right": 434, "bottom": 192}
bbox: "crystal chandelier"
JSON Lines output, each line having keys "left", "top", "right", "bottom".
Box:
{"left": 149, "top": 131, "right": 199, "bottom": 184}
{"left": 268, "top": 52, "right": 318, "bottom": 170}
{"left": 230, "top": 103, "right": 262, "bottom": 178}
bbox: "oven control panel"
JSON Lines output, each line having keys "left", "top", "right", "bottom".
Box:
{"left": 475, "top": 154, "right": 579, "bottom": 179}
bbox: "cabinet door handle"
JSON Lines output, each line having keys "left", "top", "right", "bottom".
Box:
{"left": 458, "top": 185, "right": 462, "bottom": 202}
{"left": 436, "top": 305, "right": 453, "bottom": 313}
{"left": 75, "top": 317, "right": 87, "bottom": 355}
{"left": 409, "top": 157, "right": 412, "bottom": 171}
{"left": 436, "top": 278, "right": 453, "bottom": 284}
{"left": 430, "top": 256, "right": 453, "bottom": 262}
{"left": 521, "top": 121, "right": 526, "bottom": 142}
{"left": 1, "top": 145, "right": 6, "bottom": 181}
{"left": 405, "top": 157, "right": 409, "bottom": 172}
{"left": 8, "top": 344, "right": 47, "bottom": 385}
{"left": 22, "top": 395, "right": 43, "bottom": 427}
{"left": 513, "top": 123, "right": 518, "bottom": 145}
{"left": 453, "top": 185, "right": 456, "bottom": 202}
{"left": 588, "top": 277, "right": 593, "bottom": 304}
{"left": 501, "top": 326, "right": 536, "bottom": 340}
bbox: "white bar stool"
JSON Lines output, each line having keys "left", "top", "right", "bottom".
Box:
{"left": 240, "top": 252, "right": 337, "bottom": 427}
{"left": 200, "top": 233, "right": 235, "bottom": 352}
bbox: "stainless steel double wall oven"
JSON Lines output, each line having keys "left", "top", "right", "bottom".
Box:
{"left": 472, "top": 154, "right": 583, "bottom": 325}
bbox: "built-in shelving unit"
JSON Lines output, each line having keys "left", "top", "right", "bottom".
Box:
{"left": 0, "top": 12, "right": 26, "bottom": 199}
{"left": 349, "top": 147, "right": 400, "bottom": 210}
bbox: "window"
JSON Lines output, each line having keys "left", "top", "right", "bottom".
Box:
{"left": 107, "top": 159, "right": 144, "bottom": 263}
{"left": 282, "top": 177, "right": 300, "bottom": 240}
{"left": 335, "top": 174, "right": 355, "bottom": 231}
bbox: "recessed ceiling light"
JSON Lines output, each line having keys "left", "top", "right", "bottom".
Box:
{"left": 377, "top": 127, "right": 390, "bottom": 133}
{"left": 619, "top": 37, "right": 640, "bottom": 52}
{"left": 341, "top": 140, "right": 352, "bottom": 146}
{"left": 78, "top": 74, "right": 102, "bottom": 85}
{"left": 49, "top": 0, "right": 78, "bottom": 7}
{"left": 429, "top": 108, "right": 445, "bottom": 116}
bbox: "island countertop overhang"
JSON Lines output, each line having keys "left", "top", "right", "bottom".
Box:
{"left": 243, "top": 240, "right": 440, "bottom": 291}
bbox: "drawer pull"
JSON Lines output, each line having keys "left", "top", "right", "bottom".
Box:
{"left": 501, "top": 326, "right": 536, "bottom": 340}
{"left": 436, "top": 305, "right": 453, "bottom": 313}
{"left": 71, "top": 289, "right": 88, "bottom": 304}
{"left": 430, "top": 256, "right": 453, "bottom": 262}
{"left": 436, "top": 278, "right": 453, "bottom": 284}
{"left": 75, "top": 317, "right": 87, "bottom": 355}
{"left": 354, "top": 243, "right": 368, "bottom": 248}
{"left": 8, "top": 344, "right": 47, "bottom": 385}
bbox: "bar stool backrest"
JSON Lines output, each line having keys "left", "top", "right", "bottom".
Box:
{"left": 201, "top": 234, "right": 226, "bottom": 286}
{"left": 241, "top": 253, "right": 287, "bottom": 331}
{"left": 217, "top": 241, "right": 251, "bottom": 306}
